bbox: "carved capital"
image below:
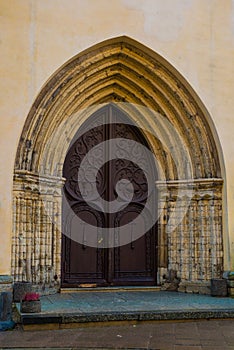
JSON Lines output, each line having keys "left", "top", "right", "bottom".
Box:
{"left": 14, "top": 170, "right": 65, "bottom": 195}
{"left": 156, "top": 178, "right": 223, "bottom": 201}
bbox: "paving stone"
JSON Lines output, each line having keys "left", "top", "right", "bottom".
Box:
{"left": 174, "top": 346, "right": 202, "bottom": 350}
{"left": 2, "top": 292, "right": 234, "bottom": 349}
{"left": 15, "top": 291, "right": 234, "bottom": 329}
{"left": 0, "top": 320, "right": 233, "bottom": 349}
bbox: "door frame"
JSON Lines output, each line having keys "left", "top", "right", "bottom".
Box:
{"left": 61, "top": 104, "right": 159, "bottom": 288}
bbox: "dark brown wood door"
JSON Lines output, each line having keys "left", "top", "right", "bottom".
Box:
{"left": 61, "top": 105, "right": 158, "bottom": 287}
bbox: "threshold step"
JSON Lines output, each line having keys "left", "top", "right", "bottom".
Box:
{"left": 19, "top": 309, "right": 234, "bottom": 331}
{"left": 60, "top": 286, "right": 161, "bottom": 293}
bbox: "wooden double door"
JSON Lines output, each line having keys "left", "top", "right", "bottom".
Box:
{"left": 61, "top": 105, "right": 158, "bottom": 287}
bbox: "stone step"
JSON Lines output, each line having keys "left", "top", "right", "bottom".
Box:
{"left": 60, "top": 286, "right": 161, "bottom": 293}
{"left": 17, "top": 308, "right": 234, "bottom": 331}
{"left": 15, "top": 291, "right": 234, "bottom": 331}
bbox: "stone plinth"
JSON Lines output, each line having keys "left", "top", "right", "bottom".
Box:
{"left": 13, "top": 282, "right": 32, "bottom": 302}
{"left": 226, "top": 271, "right": 234, "bottom": 297}
{"left": 0, "top": 275, "right": 15, "bottom": 330}
{"left": 211, "top": 278, "right": 227, "bottom": 297}
{"left": 178, "top": 281, "right": 211, "bottom": 295}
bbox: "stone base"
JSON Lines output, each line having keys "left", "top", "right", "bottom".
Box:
{"left": 160, "top": 269, "right": 180, "bottom": 292}
{"left": 0, "top": 320, "right": 15, "bottom": 331}
{"left": 178, "top": 281, "right": 210, "bottom": 295}
{"left": 0, "top": 275, "right": 14, "bottom": 330}
{"left": 31, "top": 284, "right": 59, "bottom": 296}
{"left": 211, "top": 278, "right": 227, "bottom": 297}
{"left": 161, "top": 282, "right": 179, "bottom": 291}
{"left": 228, "top": 287, "right": 234, "bottom": 298}
{"left": 13, "top": 282, "right": 32, "bottom": 302}
{"left": 223, "top": 271, "right": 234, "bottom": 298}
{"left": 0, "top": 276, "right": 13, "bottom": 293}
{"left": 20, "top": 300, "right": 41, "bottom": 313}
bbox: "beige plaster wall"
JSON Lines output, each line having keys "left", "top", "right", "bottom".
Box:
{"left": 0, "top": 0, "right": 233, "bottom": 274}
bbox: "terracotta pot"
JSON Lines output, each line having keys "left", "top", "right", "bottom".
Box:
{"left": 20, "top": 300, "right": 41, "bottom": 313}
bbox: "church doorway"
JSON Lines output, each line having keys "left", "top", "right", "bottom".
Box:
{"left": 61, "top": 105, "right": 158, "bottom": 287}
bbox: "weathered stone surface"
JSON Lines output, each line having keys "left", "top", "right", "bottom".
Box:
{"left": 0, "top": 292, "right": 12, "bottom": 321}
{"left": 161, "top": 269, "right": 180, "bottom": 291}
{"left": 0, "top": 276, "right": 13, "bottom": 285}
{"left": 227, "top": 280, "right": 234, "bottom": 288}
{"left": 0, "top": 275, "right": 14, "bottom": 330}
{"left": 20, "top": 300, "right": 41, "bottom": 313}
{"left": 13, "top": 282, "right": 32, "bottom": 302}
{"left": 228, "top": 271, "right": 234, "bottom": 280}
{"left": 228, "top": 288, "right": 234, "bottom": 297}
{"left": 211, "top": 278, "right": 227, "bottom": 297}
{"left": 178, "top": 281, "right": 211, "bottom": 295}
{"left": 0, "top": 275, "right": 13, "bottom": 293}
{"left": 12, "top": 177, "right": 64, "bottom": 285}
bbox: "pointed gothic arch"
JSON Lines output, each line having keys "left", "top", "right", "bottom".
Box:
{"left": 12, "top": 36, "right": 225, "bottom": 292}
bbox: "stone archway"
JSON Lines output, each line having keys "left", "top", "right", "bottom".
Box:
{"left": 12, "top": 36, "right": 224, "bottom": 293}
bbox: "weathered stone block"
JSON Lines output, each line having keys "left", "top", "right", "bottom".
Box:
{"left": 161, "top": 269, "right": 180, "bottom": 291}
{"left": 0, "top": 275, "right": 13, "bottom": 293}
{"left": 228, "top": 271, "right": 234, "bottom": 280}
{"left": 0, "top": 292, "right": 12, "bottom": 321}
{"left": 20, "top": 300, "right": 41, "bottom": 313}
{"left": 228, "top": 288, "right": 234, "bottom": 297}
{"left": 161, "top": 282, "right": 179, "bottom": 291}
{"left": 211, "top": 278, "right": 227, "bottom": 297}
{"left": 13, "top": 282, "right": 32, "bottom": 302}
{"left": 227, "top": 280, "right": 234, "bottom": 288}
{"left": 0, "top": 275, "right": 14, "bottom": 330}
{"left": 178, "top": 281, "right": 210, "bottom": 295}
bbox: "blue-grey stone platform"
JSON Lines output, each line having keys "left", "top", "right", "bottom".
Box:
{"left": 16, "top": 289, "right": 234, "bottom": 329}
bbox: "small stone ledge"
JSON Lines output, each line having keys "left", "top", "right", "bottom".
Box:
{"left": 0, "top": 275, "right": 13, "bottom": 293}
{"left": 178, "top": 281, "right": 210, "bottom": 295}
{"left": 20, "top": 309, "right": 234, "bottom": 330}
{"left": 160, "top": 269, "right": 180, "bottom": 292}
{"left": 211, "top": 278, "right": 227, "bottom": 297}
{"left": 31, "top": 285, "right": 59, "bottom": 296}
{"left": 223, "top": 271, "right": 234, "bottom": 297}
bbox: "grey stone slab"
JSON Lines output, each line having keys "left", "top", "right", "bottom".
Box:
{"left": 0, "top": 320, "right": 233, "bottom": 349}
{"left": 0, "top": 292, "right": 12, "bottom": 321}
{"left": 174, "top": 346, "right": 202, "bottom": 350}
{"left": 0, "top": 276, "right": 13, "bottom": 285}
{"left": 14, "top": 291, "right": 234, "bottom": 328}
{"left": 21, "top": 314, "right": 62, "bottom": 325}
{"left": 19, "top": 309, "right": 234, "bottom": 327}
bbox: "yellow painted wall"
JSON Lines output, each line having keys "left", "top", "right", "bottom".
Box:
{"left": 0, "top": 0, "right": 233, "bottom": 274}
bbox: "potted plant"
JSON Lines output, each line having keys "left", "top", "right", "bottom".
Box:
{"left": 20, "top": 292, "right": 41, "bottom": 313}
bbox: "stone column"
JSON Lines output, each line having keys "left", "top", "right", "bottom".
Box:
{"left": 157, "top": 178, "right": 223, "bottom": 294}
{"left": 12, "top": 171, "right": 65, "bottom": 288}
{"left": 156, "top": 182, "right": 168, "bottom": 283}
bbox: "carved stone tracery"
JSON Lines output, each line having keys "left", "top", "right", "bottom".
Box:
{"left": 157, "top": 178, "right": 223, "bottom": 285}
{"left": 12, "top": 172, "right": 64, "bottom": 285}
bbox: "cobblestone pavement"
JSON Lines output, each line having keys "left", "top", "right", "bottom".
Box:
{"left": 0, "top": 319, "right": 234, "bottom": 350}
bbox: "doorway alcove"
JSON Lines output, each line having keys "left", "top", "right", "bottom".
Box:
{"left": 12, "top": 36, "right": 224, "bottom": 292}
